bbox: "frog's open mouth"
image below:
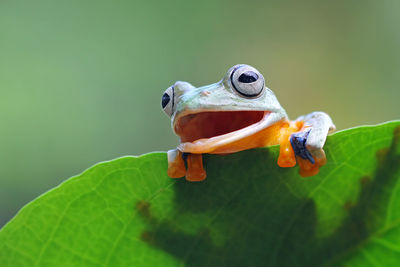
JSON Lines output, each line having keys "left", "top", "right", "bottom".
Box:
{"left": 175, "top": 110, "right": 268, "bottom": 143}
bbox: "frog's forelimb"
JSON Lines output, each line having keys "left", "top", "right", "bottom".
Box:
{"left": 290, "top": 112, "right": 335, "bottom": 176}
{"left": 290, "top": 129, "right": 315, "bottom": 163}
{"left": 295, "top": 111, "right": 335, "bottom": 159}
{"left": 167, "top": 149, "right": 206, "bottom": 182}
{"left": 167, "top": 149, "right": 186, "bottom": 178}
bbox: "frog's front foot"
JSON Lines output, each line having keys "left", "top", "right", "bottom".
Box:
{"left": 290, "top": 130, "right": 316, "bottom": 164}
{"left": 185, "top": 153, "right": 206, "bottom": 182}
{"left": 287, "top": 111, "right": 335, "bottom": 177}
{"left": 167, "top": 149, "right": 186, "bottom": 178}
{"left": 290, "top": 130, "right": 326, "bottom": 177}
{"left": 167, "top": 149, "right": 206, "bottom": 182}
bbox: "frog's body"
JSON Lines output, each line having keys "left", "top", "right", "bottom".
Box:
{"left": 161, "top": 64, "right": 335, "bottom": 181}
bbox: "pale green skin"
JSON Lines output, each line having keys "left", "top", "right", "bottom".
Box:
{"left": 163, "top": 64, "right": 335, "bottom": 157}
{"left": 170, "top": 64, "right": 288, "bottom": 134}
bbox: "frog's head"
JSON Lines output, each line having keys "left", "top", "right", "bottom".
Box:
{"left": 161, "top": 64, "right": 288, "bottom": 152}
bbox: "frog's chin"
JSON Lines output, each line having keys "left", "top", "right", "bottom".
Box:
{"left": 175, "top": 110, "right": 285, "bottom": 154}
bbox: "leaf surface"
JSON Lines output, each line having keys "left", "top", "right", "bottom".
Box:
{"left": 1, "top": 121, "right": 400, "bottom": 266}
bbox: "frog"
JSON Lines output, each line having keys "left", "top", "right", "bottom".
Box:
{"left": 161, "top": 64, "right": 335, "bottom": 181}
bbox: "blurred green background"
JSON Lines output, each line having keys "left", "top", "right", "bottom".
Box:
{"left": 1, "top": 0, "right": 399, "bottom": 227}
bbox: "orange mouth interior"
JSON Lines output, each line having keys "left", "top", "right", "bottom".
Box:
{"left": 175, "top": 111, "right": 266, "bottom": 143}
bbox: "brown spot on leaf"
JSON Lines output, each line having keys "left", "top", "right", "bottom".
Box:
{"left": 375, "top": 126, "right": 400, "bottom": 166}
{"left": 393, "top": 126, "right": 400, "bottom": 142}
{"left": 136, "top": 200, "right": 151, "bottom": 219}
{"left": 141, "top": 231, "right": 155, "bottom": 245}
{"left": 360, "top": 176, "right": 371, "bottom": 187}
{"left": 376, "top": 148, "right": 389, "bottom": 166}
{"left": 343, "top": 201, "right": 353, "bottom": 211}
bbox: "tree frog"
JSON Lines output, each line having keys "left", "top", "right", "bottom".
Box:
{"left": 161, "top": 64, "right": 335, "bottom": 181}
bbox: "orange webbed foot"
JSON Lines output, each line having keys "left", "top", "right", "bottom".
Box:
{"left": 167, "top": 149, "right": 186, "bottom": 178}
{"left": 167, "top": 150, "right": 207, "bottom": 181}
{"left": 297, "top": 153, "right": 326, "bottom": 177}
{"left": 185, "top": 153, "right": 206, "bottom": 182}
{"left": 277, "top": 121, "right": 301, "bottom": 168}
{"left": 277, "top": 121, "right": 328, "bottom": 177}
{"left": 290, "top": 128, "right": 327, "bottom": 177}
{"left": 277, "top": 130, "right": 297, "bottom": 168}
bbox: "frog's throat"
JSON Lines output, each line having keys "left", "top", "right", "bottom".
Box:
{"left": 175, "top": 111, "right": 286, "bottom": 154}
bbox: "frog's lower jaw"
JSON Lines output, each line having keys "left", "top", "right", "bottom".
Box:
{"left": 176, "top": 111, "right": 286, "bottom": 154}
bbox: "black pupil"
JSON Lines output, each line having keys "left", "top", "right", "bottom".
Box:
{"left": 161, "top": 93, "right": 170, "bottom": 108}
{"left": 238, "top": 71, "right": 258, "bottom": 83}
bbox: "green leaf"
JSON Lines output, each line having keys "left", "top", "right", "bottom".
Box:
{"left": 1, "top": 121, "right": 400, "bottom": 267}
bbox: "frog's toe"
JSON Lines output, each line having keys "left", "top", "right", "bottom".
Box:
{"left": 167, "top": 149, "right": 186, "bottom": 178}
{"left": 290, "top": 129, "right": 328, "bottom": 177}
{"left": 290, "top": 130, "right": 315, "bottom": 164}
{"left": 186, "top": 153, "right": 206, "bottom": 182}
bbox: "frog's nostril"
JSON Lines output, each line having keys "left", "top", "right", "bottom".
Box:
{"left": 238, "top": 71, "right": 258, "bottom": 83}
{"left": 201, "top": 90, "right": 211, "bottom": 96}
{"left": 161, "top": 93, "right": 170, "bottom": 108}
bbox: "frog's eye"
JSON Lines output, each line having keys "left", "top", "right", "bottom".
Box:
{"left": 161, "top": 86, "right": 174, "bottom": 116}
{"left": 231, "top": 65, "right": 264, "bottom": 97}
